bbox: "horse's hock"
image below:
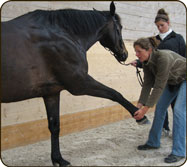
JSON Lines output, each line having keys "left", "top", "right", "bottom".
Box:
{"left": 1, "top": 1, "right": 186, "bottom": 150}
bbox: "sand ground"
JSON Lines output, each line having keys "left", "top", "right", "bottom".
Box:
{"left": 1, "top": 111, "right": 186, "bottom": 166}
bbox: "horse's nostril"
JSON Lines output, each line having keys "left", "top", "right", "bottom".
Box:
{"left": 125, "top": 51, "right": 128, "bottom": 56}
{"left": 123, "top": 53, "right": 128, "bottom": 61}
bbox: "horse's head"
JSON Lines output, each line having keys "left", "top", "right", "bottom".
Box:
{"left": 99, "top": 1, "right": 128, "bottom": 64}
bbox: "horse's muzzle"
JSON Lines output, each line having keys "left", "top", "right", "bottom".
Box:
{"left": 117, "top": 52, "right": 128, "bottom": 62}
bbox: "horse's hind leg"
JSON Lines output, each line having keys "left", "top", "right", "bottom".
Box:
{"left": 43, "top": 93, "right": 70, "bottom": 167}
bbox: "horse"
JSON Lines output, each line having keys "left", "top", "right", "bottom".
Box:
{"left": 1, "top": 2, "right": 147, "bottom": 166}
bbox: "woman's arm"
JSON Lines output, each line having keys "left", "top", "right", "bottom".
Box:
{"left": 178, "top": 34, "right": 186, "bottom": 58}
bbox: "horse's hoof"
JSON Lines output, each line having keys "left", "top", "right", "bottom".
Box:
{"left": 53, "top": 162, "right": 71, "bottom": 167}
{"left": 52, "top": 159, "right": 71, "bottom": 167}
{"left": 136, "top": 116, "right": 150, "bottom": 125}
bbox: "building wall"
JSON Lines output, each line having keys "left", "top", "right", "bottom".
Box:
{"left": 1, "top": 1, "right": 186, "bottom": 149}
{"left": 1, "top": 1, "right": 186, "bottom": 126}
{"left": 1, "top": 1, "right": 186, "bottom": 40}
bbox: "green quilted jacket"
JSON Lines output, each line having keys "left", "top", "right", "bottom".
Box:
{"left": 138, "top": 49, "right": 186, "bottom": 107}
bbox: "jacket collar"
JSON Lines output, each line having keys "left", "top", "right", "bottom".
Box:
{"left": 143, "top": 49, "right": 157, "bottom": 66}
{"left": 156, "top": 31, "right": 176, "bottom": 41}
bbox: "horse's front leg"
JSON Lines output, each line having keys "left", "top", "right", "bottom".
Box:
{"left": 67, "top": 74, "right": 148, "bottom": 123}
{"left": 43, "top": 93, "right": 70, "bottom": 167}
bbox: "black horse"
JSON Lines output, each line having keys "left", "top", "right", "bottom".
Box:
{"left": 1, "top": 2, "right": 147, "bottom": 166}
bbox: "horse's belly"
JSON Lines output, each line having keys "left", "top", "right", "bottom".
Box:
{"left": 1, "top": 81, "right": 64, "bottom": 103}
{"left": 1, "top": 65, "right": 64, "bottom": 103}
{"left": 2, "top": 46, "right": 64, "bottom": 102}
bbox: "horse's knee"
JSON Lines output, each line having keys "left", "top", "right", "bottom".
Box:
{"left": 48, "top": 118, "right": 60, "bottom": 135}
{"left": 49, "top": 127, "right": 60, "bottom": 137}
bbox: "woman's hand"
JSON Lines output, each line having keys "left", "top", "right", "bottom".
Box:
{"left": 130, "top": 60, "right": 137, "bottom": 67}
{"left": 134, "top": 106, "right": 149, "bottom": 120}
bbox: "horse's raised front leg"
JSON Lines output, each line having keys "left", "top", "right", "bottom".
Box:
{"left": 43, "top": 93, "right": 70, "bottom": 167}
{"left": 67, "top": 74, "right": 147, "bottom": 123}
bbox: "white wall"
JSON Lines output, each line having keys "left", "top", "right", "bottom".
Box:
{"left": 1, "top": 1, "right": 186, "bottom": 126}
{"left": 1, "top": 1, "right": 186, "bottom": 40}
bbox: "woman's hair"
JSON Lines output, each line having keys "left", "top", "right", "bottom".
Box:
{"left": 154, "top": 8, "right": 169, "bottom": 23}
{"left": 133, "top": 38, "right": 153, "bottom": 50}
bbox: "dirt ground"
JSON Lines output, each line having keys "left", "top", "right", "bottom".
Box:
{"left": 1, "top": 111, "right": 186, "bottom": 166}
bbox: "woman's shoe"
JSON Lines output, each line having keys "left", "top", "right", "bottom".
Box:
{"left": 137, "top": 144, "right": 159, "bottom": 150}
{"left": 136, "top": 116, "right": 151, "bottom": 125}
{"left": 162, "top": 129, "right": 170, "bottom": 137}
{"left": 164, "top": 154, "right": 184, "bottom": 163}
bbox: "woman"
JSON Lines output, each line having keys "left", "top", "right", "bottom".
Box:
{"left": 133, "top": 38, "right": 186, "bottom": 163}
{"left": 131, "top": 8, "right": 186, "bottom": 134}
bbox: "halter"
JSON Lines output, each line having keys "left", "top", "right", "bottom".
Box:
{"left": 104, "top": 17, "right": 130, "bottom": 66}
{"left": 104, "top": 46, "right": 130, "bottom": 66}
{"left": 104, "top": 17, "right": 144, "bottom": 87}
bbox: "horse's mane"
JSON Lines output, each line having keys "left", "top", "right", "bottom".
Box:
{"left": 12, "top": 9, "right": 121, "bottom": 36}
{"left": 22, "top": 9, "right": 114, "bottom": 35}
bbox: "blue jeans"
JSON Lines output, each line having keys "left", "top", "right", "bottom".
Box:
{"left": 146, "top": 81, "right": 186, "bottom": 157}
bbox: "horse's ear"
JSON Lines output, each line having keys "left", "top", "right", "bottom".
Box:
{"left": 110, "top": 1, "right": 116, "bottom": 16}
{"left": 93, "top": 8, "right": 97, "bottom": 11}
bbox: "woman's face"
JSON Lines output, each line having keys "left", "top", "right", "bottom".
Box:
{"left": 134, "top": 45, "right": 151, "bottom": 62}
{"left": 155, "top": 20, "right": 170, "bottom": 33}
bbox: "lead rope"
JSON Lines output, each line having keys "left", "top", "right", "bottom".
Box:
{"left": 116, "top": 57, "right": 144, "bottom": 87}
{"left": 115, "top": 55, "right": 144, "bottom": 87}
{"left": 121, "top": 62, "right": 144, "bottom": 87}
{"left": 136, "top": 67, "right": 143, "bottom": 87}
{"left": 104, "top": 46, "right": 144, "bottom": 87}
{"left": 113, "top": 54, "right": 144, "bottom": 86}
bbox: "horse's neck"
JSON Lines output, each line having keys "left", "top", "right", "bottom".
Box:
{"left": 80, "top": 35, "right": 99, "bottom": 51}
{"left": 75, "top": 25, "right": 105, "bottom": 51}
{"left": 59, "top": 10, "right": 108, "bottom": 51}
